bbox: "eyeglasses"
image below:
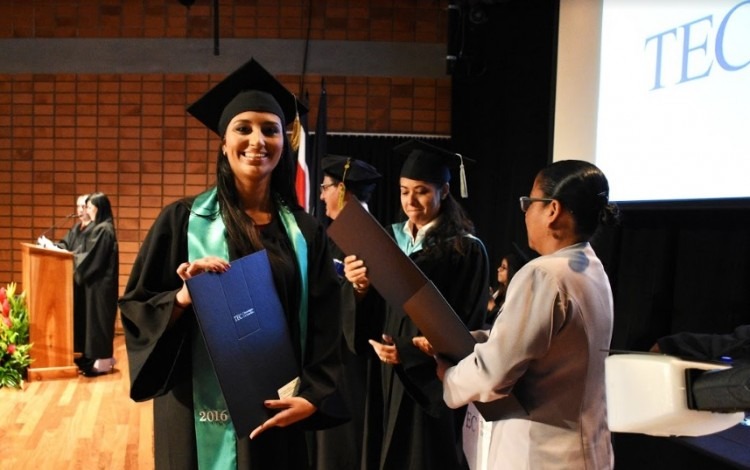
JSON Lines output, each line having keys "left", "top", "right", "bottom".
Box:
{"left": 320, "top": 183, "right": 336, "bottom": 192}
{"left": 519, "top": 196, "right": 554, "bottom": 212}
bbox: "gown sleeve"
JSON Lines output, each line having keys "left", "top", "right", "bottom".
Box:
{"left": 118, "top": 200, "right": 193, "bottom": 401}
{"left": 394, "top": 236, "right": 491, "bottom": 415}
{"left": 657, "top": 324, "right": 750, "bottom": 362}
{"left": 74, "top": 222, "right": 117, "bottom": 285}
{"left": 56, "top": 225, "right": 78, "bottom": 251}
{"left": 292, "top": 212, "right": 349, "bottom": 428}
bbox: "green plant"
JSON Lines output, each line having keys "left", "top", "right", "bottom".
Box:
{"left": 0, "top": 282, "right": 33, "bottom": 389}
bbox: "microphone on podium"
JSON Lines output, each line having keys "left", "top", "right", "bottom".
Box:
{"left": 39, "top": 213, "right": 77, "bottom": 240}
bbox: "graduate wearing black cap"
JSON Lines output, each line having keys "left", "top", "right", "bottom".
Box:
{"left": 315, "top": 154, "right": 383, "bottom": 469}
{"left": 319, "top": 154, "right": 382, "bottom": 278}
{"left": 320, "top": 155, "right": 381, "bottom": 221}
{"left": 343, "top": 139, "right": 490, "bottom": 469}
{"left": 120, "top": 58, "right": 346, "bottom": 470}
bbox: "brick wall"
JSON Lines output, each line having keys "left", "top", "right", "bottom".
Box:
{"left": 0, "top": 0, "right": 447, "bottom": 42}
{"left": 0, "top": 0, "right": 451, "bottom": 297}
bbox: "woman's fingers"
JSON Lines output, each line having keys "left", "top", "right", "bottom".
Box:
{"left": 176, "top": 262, "right": 191, "bottom": 280}
{"left": 249, "top": 397, "right": 316, "bottom": 439}
{"left": 412, "top": 336, "right": 434, "bottom": 356}
{"left": 369, "top": 338, "right": 400, "bottom": 365}
{"left": 190, "top": 256, "right": 230, "bottom": 274}
{"left": 343, "top": 255, "right": 369, "bottom": 285}
{"left": 177, "top": 257, "right": 231, "bottom": 279}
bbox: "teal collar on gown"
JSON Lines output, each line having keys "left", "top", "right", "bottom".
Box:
{"left": 186, "top": 187, "right": 309, "bottom": 468}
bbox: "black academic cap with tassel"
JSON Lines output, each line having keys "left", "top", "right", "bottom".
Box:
{"left": 393, "top": 139, "right": 474, "bottom": 198}
{"left": 186, "top": 57, "right": 308, "bottom": 145}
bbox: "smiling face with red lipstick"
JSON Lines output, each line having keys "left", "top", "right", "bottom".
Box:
{"left": 221, "top": 110, "right": 285, "bottom": 187}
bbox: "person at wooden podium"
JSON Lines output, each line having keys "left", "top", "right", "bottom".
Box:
{"left": 36, "top": 193, "right": 90, "bottom": 250}
{"left": 52, "top": 193, "right": 93, "bottom": 360}
{"left": 56, "top": 193, "right": 92, "bottom": 252}
{"left": 72, "top": 192, "right": 119, "bottom": 377}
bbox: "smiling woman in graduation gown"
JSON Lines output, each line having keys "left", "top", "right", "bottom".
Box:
{"left": 119, "top": 58, "right": 345, "bottom": 470}
{"left": 344, "top": 140, "right": 489, "bottom": 469}
{"left": 121, "top": 198, "right": 343, "bottom": 468}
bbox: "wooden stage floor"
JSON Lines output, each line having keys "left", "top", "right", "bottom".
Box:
{"left": 0, "top": 334, "right": 154, "bottom": 469}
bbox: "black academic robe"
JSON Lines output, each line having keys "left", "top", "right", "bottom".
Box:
{"left": 73, "top": 220, "right": 118, "bottom": 359}
{"left": 57, "top": 221, "right": 89, "bottom": 252}
{"left": 57, "top": 222, "right": 91, "bottom": 352}
{"left": 119, "top": 197, "right": 345, "bottom": 470}
{"left": 315, "top": 241, "right": 383, "bottom": 470}
{"left": 358, "top": 225, "right": 490, "bottom": 470}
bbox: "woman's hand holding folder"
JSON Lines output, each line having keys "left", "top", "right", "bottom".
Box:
{"left": 249, "top": 397, "right": 316, "bottom": 439}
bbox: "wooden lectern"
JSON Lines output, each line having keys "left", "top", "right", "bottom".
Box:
{"left": 20, "top": 242, "right": 78, "bottom": 381}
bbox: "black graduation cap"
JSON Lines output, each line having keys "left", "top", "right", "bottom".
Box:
{"left": 322, "top": 155, "right": 382, "bottom": 186}
{"left": 322, "top": 155, "right": 382, "bottom": 203}
{"left": 186, "top": 57, "right": 308, "bottom": 137}
{"left": 393, "top": 139, "right": 474, "bottom": 198}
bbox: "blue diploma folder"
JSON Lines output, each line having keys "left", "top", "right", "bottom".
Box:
{"left": 186, "top": 249, "right": 299, "bottom": 438}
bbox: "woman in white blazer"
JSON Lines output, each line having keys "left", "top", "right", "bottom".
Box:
{"left": 417, "top": 159, "right": 620, "bottom": 469}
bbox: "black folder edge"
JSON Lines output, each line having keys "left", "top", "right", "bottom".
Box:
{"left": 327, "top": 201, "right": 527, "bottom": 421}
{"left": 186, "top": 250, "right": 300, "bottom": 437}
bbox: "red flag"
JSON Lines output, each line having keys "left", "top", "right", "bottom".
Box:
{"left": 295, "top": 122, "right": 309, "bottom": 210}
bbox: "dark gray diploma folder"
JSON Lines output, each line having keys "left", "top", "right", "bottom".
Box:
{"left": 327, "top": 201, "right": 527, "bottom": 421}
{"left": 186, "top": 250, "right": 299, "bottom": 438}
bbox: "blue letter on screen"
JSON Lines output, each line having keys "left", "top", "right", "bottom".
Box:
{"left": 716, "top": 0, "right": 750, "bottom": 71}
{"left": 679, "top": 16, "right": 713, "bottom": 84}
{"left": 646, "top": 29, "right": 678, "bottom": 90}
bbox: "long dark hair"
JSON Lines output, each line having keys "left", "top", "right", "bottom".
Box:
{"left": 419, "top": 186, "right": 476, "bottom": 258}
{"left": 536, "top": 160, "right": 620, "bottom": 239}
{"left": 86, "top": 192, "right": 114, "bottom": 226}
{"left": 216, "top": 132, "right": 300, "bottom": 255}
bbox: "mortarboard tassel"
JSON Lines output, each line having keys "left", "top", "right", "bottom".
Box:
{"left": 457, "top": 153, "right": 468, "bottom": 198}
{"left": 290, "top": 95, "right": 302, "bottom": 152}
{"left": 338, "top": 158, "right": 351, "bottom": 209}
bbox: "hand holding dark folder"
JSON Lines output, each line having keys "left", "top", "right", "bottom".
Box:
{"left": 186, "top": 250, "right": 300, "bottom": 438}
{"left": 327, "top": 201, "right": 528, "bottom": 421}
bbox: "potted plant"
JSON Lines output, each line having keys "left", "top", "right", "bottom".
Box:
{"left": 0, "top": 283, "right": 33, "bottom": 389}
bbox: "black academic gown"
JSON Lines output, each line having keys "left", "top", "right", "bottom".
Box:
{"left": 73, "top": 220, "right": 118, "bottom": 360}
{"left": 57, "top": 222, "right": 91, "bottom": 352}
{"left": 359, "top": 224, "right": 490, "bottom": 470}
{"left": 57, "top": 222, "right": 89, "bottom": 252}
{"left": 315, "top": 241, "right": 384, "bottom": 470}
{"left": 119, "top": 197, "right": 345, "bottom": 470}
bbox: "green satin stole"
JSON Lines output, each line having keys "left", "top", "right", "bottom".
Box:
{"left": 187, "top": 187, "right": 308, "bottom": 468}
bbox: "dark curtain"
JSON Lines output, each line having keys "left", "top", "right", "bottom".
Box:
{"left": 603, "top": 207, "right": 750, "bottom": 351}
{"left": 449, "top": 0, "right": 559, "bottom": 270}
